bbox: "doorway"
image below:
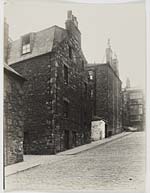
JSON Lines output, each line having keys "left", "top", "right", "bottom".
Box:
{"left": 64, "top": 130, "right": 70, "bottom": 149}
{"left": 105, "top": 124, "right": 108, "bottom": 138}
{"left": 23, "top": 131, "right": 30, "bottom": 154}
{"left": 72, "top": 131, "right": 77, "bottom": 147}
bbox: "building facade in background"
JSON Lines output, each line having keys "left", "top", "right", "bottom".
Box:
{"left": 122, "top": 81, "right": 145, "bottom": 131}
{"left": 86, "top": 41, "right": 122, "bottom": 137}
{"left": 7, "top": 11, "right": 92, "bottom": 154}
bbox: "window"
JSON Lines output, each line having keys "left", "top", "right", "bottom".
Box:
{"left": 130, "top": 105, "right": 143, "bottom": 115}
{"left": 63, "top": 100, "right": 69, "bottom": 118}
{"left": 22, "top": 34, "right": 31, "bottom": 54}
{"left": 137, "top": 99, "right": 142, "bottom": 104}
{"left": 90, "top": 89, "right": 94, "bottom": 98}
{"left": 72, "top": 131, "right": 77, "bottom": 147}
{"left": 69, "top": 46, "right": 73, "bottom": 59}
{"left": 64, "top": 65, "right": 68, "bottom": 84}
{"left": 130, "top": 99, "right": 141, "bottom": 104}
{"left": 138, "top": 105, "right": 143, "bottom": 114}
{"left": 81, "top": 60, "right": 84, "bottom": 70}
{"left": 88, "top": 71, "right": 94, "bottom": 80}
{"left": 130, "top": 115, "right": 141, "bottom": 121}
{"left": 84, "top": 82, "right": 87, "bottom": 97}
{"left": 130, "top": 92, "right": 142, "bottom": 99}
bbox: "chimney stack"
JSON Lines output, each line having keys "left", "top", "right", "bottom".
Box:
{"left": 65, "top": 10, "right": 81, "bottom": 47}
{"left": 106, "top": 39, "right": 113, "bottom": 65}
{"left": 112, "top": 53, "right": 119, "bottom": 76}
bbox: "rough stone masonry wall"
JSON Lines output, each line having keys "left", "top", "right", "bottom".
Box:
{"left": 95, "top": 65, "right": 109, "bottom": 124}
{"left": 92, "top": 64, "right": 122, "bottom": 136}
{"left": 52, "top": 37, "right": 92, "bottom": 152}
{"left": 11, "top": 37, "right": 91, "bottom": 154}
{"left": 4, "top": 72, "right": 24, "bottom": 165}
{"left": 11, "top": 54, "right": 56, "bottom": 154}
{"left": 107, "top": 65, "right": 122, "bottom": 135}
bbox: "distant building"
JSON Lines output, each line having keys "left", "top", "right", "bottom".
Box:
{"left": 7, "top": 11, "right": 91, "bottom": 154}
{"left": 86, "top": 41, "right": 122, "bottom": 137}
{"left": 122, "top": 81, "right": 145, "bottom": 131}
{"left": 4, "top": 63, "right": 25, "bottom": 165}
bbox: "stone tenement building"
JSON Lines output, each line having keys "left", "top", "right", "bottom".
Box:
{"left": 122, "top": 80, "right": 145, "bottom": 131}
{"left": 7, "top": 11, "right": 92, "bottom": 154}
{"left": 4, "top": 63, "right": 25, "bottom": 165}
{"left": 4, "top": 19, "right": 26, "bottom": 165}
{"left": 86, "top": 41, "right": 122, "bottom": 137}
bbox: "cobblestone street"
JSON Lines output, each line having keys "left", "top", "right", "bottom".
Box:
{"left": 5, "top": 132, "right": 145, "bottom": 192}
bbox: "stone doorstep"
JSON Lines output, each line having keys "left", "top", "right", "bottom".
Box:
{"left": 5, "top": 132, "right": 132, "bottom": 177}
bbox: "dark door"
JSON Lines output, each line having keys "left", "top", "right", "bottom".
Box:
{"left": 64, "top": 130, "right": 69, "bottom": 149}
{"left": 23, "top": 131, "right": 30, "bottom": 154}
{"left": 105, "top": 124, "right": 108, "bottom": 138}
{"left": 72, "top": 131, "right": 77, "bottom": 147}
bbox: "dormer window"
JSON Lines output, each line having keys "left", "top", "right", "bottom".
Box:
{"left": 22, "top": 34, "right": 31, "bottom": 54}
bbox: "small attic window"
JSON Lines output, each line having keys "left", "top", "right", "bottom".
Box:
{"left": 22, "top": 34, "right": 31, "bottom": 54}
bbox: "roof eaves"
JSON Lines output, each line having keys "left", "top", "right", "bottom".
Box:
{"left": 4, "top": 63, "right": 26, "bottom": 80}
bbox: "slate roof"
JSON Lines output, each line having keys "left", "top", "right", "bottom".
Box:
{"left": 8, "top": 25, "right": 67, "bottom": 65}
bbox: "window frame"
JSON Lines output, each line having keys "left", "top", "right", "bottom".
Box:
{"left": 22, "top": 34, "right": 31, "bottom": 55}
{"left": 69, "top": 46, "right": 73, "bottom": 59}
{"left": 63, "top": 100, "right": 69, "bottom": 118}
{"left": 88, "top": 70, "right": 94, "bottom": 80}
{"left": 64, "top": 65, "right": 69, "bottom": 85}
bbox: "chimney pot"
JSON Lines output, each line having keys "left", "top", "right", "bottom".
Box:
{"left": 67, "top": 10, "right": 72, "bottom": 20}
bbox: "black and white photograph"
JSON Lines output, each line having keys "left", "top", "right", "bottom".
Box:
{"left": 2, "top": 0, "right": 148, "bottom": 192}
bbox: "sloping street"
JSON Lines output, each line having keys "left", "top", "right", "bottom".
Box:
{"left": 5, "top": 132, "right": 145, "bottom": 192}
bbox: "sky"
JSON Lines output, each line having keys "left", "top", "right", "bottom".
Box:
{"left": 4, "top": 0, "right": 146, "bottom": 89}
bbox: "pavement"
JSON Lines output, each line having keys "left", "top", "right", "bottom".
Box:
{"left": 5, "top": 132, "right": 145, "bottom": 191}
{"left": 5, "top": 131, "right": 131, "bottom": 177}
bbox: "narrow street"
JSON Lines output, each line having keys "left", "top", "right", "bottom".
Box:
{"left": 5, "top": 132, "right": 145, "bottom": 192}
